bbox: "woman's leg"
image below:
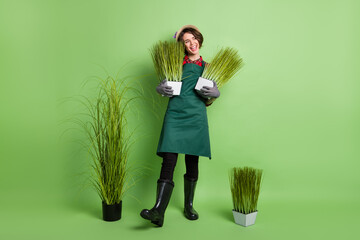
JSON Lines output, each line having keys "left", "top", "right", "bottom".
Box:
{"left": 160, "top": 152, "right": 178, "bottom": 181}
{"left": 185, "top": 154, "right": 199, "bottom": 180}
{"left": 183, "top": 154, "right": 199, "bottom": 220}
{"left": 140, "top": 152, "right": 178, "bottom": 227}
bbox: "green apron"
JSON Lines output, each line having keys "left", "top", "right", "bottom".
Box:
{"left": 157, "top": 61, "right": 211, "bottom": 159}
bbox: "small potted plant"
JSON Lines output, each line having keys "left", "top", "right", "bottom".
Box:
{"left": 150, "top": 41, "right": 184, "bottom": 95}
{"left": 229, "top": 167, "right": 263, "bottom": 227}
{"left": 195, "top": 47, "right": 243, "bottom": 91}
{"left": 83, "top": 76, "right": 134, "bottom": 221}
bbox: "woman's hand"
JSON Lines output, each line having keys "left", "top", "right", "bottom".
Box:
{"left": 199, "top": 81, "right": 220, "bottom": 98}
{"left": 156, "top": 80, "right": 174, "bottom": 97}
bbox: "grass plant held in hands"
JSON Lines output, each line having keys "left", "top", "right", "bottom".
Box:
{"left": 202, "top": 47, "right": 243, "bottom": 88}
{"left": 150, "top": 41, "right": 184, "bottom": 82}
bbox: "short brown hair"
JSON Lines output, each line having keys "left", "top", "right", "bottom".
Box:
{"left": 177, "top": 28, "right": 204, "bottom": 54}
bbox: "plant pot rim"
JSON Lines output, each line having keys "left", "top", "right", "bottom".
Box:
{"left": 232, "top": 209, "right": 258, "bottom": 214}
{"left": 102, "top": 200, "right": 122, "bottom": 206}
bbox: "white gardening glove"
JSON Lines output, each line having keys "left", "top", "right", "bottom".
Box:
{"left": 156, "top": 80, "right": 173, "bottom": 97}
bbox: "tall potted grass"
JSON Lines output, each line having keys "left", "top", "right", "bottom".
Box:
{"left": 195, "top": 47, "right": 243, "bottom": 91}
{"left": 83, "top": 76, "right": 134, "bottom": 221}
{"left": 150, "top": 41, "right": 184, "bottom": 95}
{"left": 229, "top": 167, "right": 263, "bottom": 227}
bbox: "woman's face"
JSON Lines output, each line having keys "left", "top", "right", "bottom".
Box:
{"left": 183, "top": 32, "right": 200, "bottom": 56}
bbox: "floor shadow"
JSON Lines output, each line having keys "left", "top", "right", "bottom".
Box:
{"left": 131, "top": 223, "right": 158, "bottom": 230}
{"left": 64, "top": 192, "right": 103, "bottom": 219}
{"left": 215, "top": 207, "right": 234, "bottom": 222}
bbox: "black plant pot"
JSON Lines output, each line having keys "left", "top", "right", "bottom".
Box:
{"left": 102, "top": 201, "right": 122, "bottom": 221}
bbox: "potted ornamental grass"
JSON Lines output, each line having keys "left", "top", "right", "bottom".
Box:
{"left": 150, "top": 40, "right": 184, "bottom": 95}
{"left": 83, "top": 76, "right": 134, "bottom": 221}
{"left": 195, "top": 47, "right": 243, "bottom": 91}
{"left": 229, "top": 167, "right": 263, "bottom": 227}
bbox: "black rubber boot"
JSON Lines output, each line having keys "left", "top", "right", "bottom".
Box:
{"left": 140, "top": 179, "right": 174, "bottom": 227}
{"left": 184, "top": 174, "right": 199, "bottom": 220}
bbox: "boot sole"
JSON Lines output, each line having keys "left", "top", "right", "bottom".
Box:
{"left": 151, "top": 219, "right": 164, "bottom": 227}
{"left": 184, "top": 210, "right": 199, "bottom": 220}
{"left": 140, "top": 211, "right": 164, "bottom": 227}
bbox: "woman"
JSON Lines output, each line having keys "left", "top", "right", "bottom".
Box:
{"left": 140, "top": 25, "right": 220, "bottom": 227}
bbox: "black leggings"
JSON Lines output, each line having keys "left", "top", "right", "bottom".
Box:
{"left": 159, "top": 152, "right": 199, "bottom": 181}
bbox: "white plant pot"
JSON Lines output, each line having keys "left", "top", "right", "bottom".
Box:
{"left": 232, "top": 210, "right": 258, "bottom": 227}
{"left": 195, "top": 77, "right": 214, "bottom": 91}
{"left": 166, "top": 81, "right": 182, "bottom": 95}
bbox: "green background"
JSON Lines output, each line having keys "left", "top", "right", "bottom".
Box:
{"left": 1, "top": 0, "right": 359, "bottom": 239}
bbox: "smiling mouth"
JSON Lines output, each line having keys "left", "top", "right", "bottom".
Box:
{"left": 190, "top": 45, "right": 197, "bottom": 51}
